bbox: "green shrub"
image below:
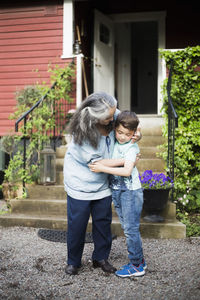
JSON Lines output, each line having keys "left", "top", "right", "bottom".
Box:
{"left": 160, "top": 46, "right": 200, "bottom": 212}
{"left": 177, "top": 211, "right": 200, "bottom": 237}
{"left": 1, "top": 63, "right": 75, "bottom": 188}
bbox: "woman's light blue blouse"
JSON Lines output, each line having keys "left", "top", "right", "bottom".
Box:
{"left": 63, "top": 130, "right": 115, "bottom": 200}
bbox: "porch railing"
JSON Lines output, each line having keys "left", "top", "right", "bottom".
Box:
{"left": 167, "top": 60, "right": 178, "bottom": 200}
{"left": 15, "top": 63, "right": 75, "bottom": 189}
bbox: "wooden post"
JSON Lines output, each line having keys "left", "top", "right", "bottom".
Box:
{"left": 76, "top": 26, "right": 89, "bottom": 97}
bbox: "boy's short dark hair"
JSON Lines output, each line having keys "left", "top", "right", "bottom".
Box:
{"left": 115, "top": 110, "right": 139, "bottom": 131}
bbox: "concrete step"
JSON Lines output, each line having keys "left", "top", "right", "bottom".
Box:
{"left": 140, "top": 146, "right": 161, "bottom": 159}
{"left": 140, "top": 219, "right": 186, "bottom": 239}
{"left": 56, "top": 171, "right": 63, "bottom": 185}
{"left": 0, "top": 192, "right": 185, "bottom": 239}
{"left": 138, "top": 135, "right": 165, "bottom": 147}
{"left": 0, "top": 213, "right": 186, "bottom": 239}
{"left": 138, "top": 115, "right": 165, "bottom": 136}
{"left": 9, "top": 197, "right": 176, "bottom": 219}
{"left": 56, "top": 158, "right": 64, "bottom": 171}
{"left": 9, "top": 198, "right": 120, "bottom": 218}
{"left": 10, "top": 199, "right": 67, "bottom": 216}
{"left": 142, "top": 201, "right": 176, "bottom": 220}
{"left": 137, "top": 158, "right": 165, "bottom": 173}
{"left": 0, "top": 213, "right": 67, "bottom": 230}
{"left": 27, "top": 185, "right": 66, "bottom": 200}
{"left": 111, "top": 217, "right": 186, "bottom": 239}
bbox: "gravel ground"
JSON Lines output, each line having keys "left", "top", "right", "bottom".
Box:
{"left": 0, "top": 226, "right": 200, "bottom": 300}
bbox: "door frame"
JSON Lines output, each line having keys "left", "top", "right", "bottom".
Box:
{"left": 110, "top": 11, "right": 166, "bottom": 115}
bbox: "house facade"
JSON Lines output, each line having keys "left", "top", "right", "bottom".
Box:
{"left": 0, "top": 0, "right": 199, "bottom": 137}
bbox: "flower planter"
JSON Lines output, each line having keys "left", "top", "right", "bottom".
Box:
{"left": 143, "top": 188, "right": 171, "bottom": 222}
{"left": 2, "top": 182, "right": 23, "bottom": 201}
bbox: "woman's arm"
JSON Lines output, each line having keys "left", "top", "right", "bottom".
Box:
{"left": 89, "top": 160, "right": 134, "bottom": 177}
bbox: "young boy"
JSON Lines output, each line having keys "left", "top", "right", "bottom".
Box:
{"left": 89, "top": 110, "right": 146, "bottom": 277}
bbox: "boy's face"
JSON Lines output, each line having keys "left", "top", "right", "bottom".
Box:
{"left": 115, "top": 124, "right": 135, "bottom": 144}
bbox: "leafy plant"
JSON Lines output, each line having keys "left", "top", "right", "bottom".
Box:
{"left": 0, "top": 134, "right": 16, "bottom": 156}
{"left": 139, "top": 170, "right": 173, "bottom": 189}
{"left": 0, "top": 201, "right": 10, "bottom": 215}
{"left": 2, "top": 63, "right": 75, "bottom": 191}
{"left": 177, "top": 211, "right": 200, "bottom": 237}
{"left": 159, "top": 46, "right": 200, "bottom": 212}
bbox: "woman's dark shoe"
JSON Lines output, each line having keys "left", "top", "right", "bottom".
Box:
{"left": 93, "top": 259, "right": 117, "bottom": 273}
{"left": 65, "top": 265, "right": 78, "bottom": 275}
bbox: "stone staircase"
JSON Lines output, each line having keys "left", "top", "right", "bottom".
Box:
{"left": 0, "top": 116, "right": 186, "bottom": 238}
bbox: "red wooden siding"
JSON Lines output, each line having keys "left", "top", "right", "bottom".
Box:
{"left": 0, "top": 2, "right": 73, "bottom": 136}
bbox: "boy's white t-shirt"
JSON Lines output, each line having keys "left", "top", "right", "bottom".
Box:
{"left": 110, "top": 140, "right": 141, "bottom": 191}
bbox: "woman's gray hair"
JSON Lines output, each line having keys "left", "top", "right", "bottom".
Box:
{"left": 69, "top": 92, "right": 117, "bottom": 148}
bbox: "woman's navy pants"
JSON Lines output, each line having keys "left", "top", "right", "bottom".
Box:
{"left": 67, "top": 195, "right": 112, "bottom": 267}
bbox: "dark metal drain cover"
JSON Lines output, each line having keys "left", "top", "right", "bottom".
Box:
{"left": 38, "top": 229, "right": 117, "bottom": 243}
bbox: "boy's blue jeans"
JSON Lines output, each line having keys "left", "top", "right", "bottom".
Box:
{"left": 112, "top": 188, "right": 144, "bottom": 265}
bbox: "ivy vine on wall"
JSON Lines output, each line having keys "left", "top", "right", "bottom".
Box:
{"left": 159, "top": 46, "right": 200, "bottom": 212}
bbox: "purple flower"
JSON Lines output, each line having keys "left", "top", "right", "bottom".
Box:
{"left": 139, "top": 169, "right": 173, "bottom": 190}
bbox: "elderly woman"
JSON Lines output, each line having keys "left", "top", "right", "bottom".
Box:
{"left": 64, "top": 92, "right": 140, "bottom": 275}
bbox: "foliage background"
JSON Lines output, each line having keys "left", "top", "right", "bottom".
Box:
{"left": 0, "top": 63, "right": 75, "bottom": 188}
{"left": 159, "top": 46, "right": 200, "bottom": 213}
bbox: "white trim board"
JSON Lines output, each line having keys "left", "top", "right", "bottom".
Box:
{"left": 62, "top": 0, "right": 74, "bottom": 58}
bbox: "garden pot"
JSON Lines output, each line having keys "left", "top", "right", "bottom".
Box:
{"left": 143, "top": 188, "right": 171, "bottom": 222}
{"left": 2, "top": 182, "right": 23, "bottom": 201}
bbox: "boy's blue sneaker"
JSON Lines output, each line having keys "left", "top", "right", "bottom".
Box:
{"left": 115, "top": 264, "right": 145, "bottom": 277}
{"left": 142, "top": 258, "right": 147, "bottom": 270}
{"left": 120, "top": 258, "right": 147, "bottom": 270}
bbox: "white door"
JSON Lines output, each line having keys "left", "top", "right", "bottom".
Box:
{"left": 93, "top": 10, "right": 114, "bottom": 96}
{"left": 115, "top": 23, "right": 131, "bottom": 110}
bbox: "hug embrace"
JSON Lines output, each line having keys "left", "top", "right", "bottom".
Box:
{"left": 63, "top": 92, "right": 146, "bottom": 277}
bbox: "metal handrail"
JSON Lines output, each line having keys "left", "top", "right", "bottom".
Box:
{"left": 167, "top": 61, "right": 178, "bottom": 127}
{"left": 166, "top": 60, "right": 178, "bottom": 200}
{"left": 15, "top": 82, "right": 57, "bottom": 132}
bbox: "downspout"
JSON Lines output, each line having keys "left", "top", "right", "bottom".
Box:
{"left": 76, "top": 54, "right": 83, "bottom": 107}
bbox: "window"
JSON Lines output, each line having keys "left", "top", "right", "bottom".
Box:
{"left": 99, "top": 23, "right": 110, "bottom": 44}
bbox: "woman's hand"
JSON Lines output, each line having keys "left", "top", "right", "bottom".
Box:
{"left": 131, "top": 127, "right": 142, "bottom": 143}
{"left": 135, "top": 153, "right": 141, "bottom": 165}
{"left": 88, "top": 162, "right": 103, "bottom": 173}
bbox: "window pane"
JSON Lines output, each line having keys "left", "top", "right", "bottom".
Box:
{"left": 100, "top": 23, "right": 110, "bottom": 44}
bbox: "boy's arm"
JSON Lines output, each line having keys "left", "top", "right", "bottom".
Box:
{"left": 95, "top": 158, "right": 125, "bottom": 167}
{"left": 89, "top": 160, "right": 134, "bottom": 177}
